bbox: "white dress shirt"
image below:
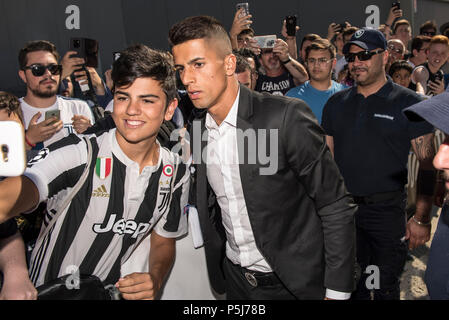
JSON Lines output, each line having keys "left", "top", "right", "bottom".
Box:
{"left": 205, "top": 89, "right": 350, "bottom": 300}
{"left": 205, "top": 90, "right": 272, "bottom": 273}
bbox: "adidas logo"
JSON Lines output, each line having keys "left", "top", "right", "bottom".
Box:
{"left": 92, "top": 185, "right": 110, "bottom": 198}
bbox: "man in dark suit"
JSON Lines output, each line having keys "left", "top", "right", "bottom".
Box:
{"left": 169, "top": 15, "right": 357, "bottom": 300}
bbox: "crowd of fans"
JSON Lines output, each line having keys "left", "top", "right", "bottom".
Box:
{"left": 0, "top": 4, "right": 449, "bottom": 301}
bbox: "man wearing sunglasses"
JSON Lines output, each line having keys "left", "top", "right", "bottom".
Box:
{"left": 386, "top": 39, "right": 405, "bottom": 73}
{"left": 419, "top": 21, "right": 437, "bottom": 38}
{"left": 322, "top": 28, "right": 436, "bottom": 300}
{"left": 407, "top": 35, "right": 431, "bottom": 69}
{"left": 18, "top": 40, "right": 95, "bottom": 150}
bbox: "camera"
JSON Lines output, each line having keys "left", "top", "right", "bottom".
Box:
{"left": 339, "top": 23, "right": 347, "bottom": 31}
{"left": 286, "top": 15, "right": 297, "bottom": 37}
{"left": 392, "top": 2, "right": 400, "bottom": 10}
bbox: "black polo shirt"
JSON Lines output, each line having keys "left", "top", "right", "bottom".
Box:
{"left": 322, "top": 79, "right": 434, "bottom": 196}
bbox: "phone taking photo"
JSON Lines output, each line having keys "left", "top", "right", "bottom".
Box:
{"left": 392, "top": 2, "right": 400, "bottom": 10}
{"left": 236, "top": 2, "right": 250, "bottom": 18}
{"left": 286, "top": 15, "right": 297, "bottom": 37}
{"left": 69, "top": 38, "right": 99, "bottom": 68}
{"left": 0, "top": 121, "right": 26, "bottom": 177}
{"left": 253, "top": 35, "right": 277, "bottom": 49}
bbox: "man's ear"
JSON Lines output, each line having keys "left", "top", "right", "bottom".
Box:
{"left": 382, "top": 50, "right": 390, "bottom": 66}
{"left": 18, "top": 70, "right": 27, "bottom": 84}
{"left": 164, "top": 98, "right": 178, "bottom": 121}
{"left": 225, "top": 54, "right": 237, "bottom": 76}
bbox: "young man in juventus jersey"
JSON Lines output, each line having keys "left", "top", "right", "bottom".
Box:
{"left": 0, "top": 44, "right": 189, "bottom": 300}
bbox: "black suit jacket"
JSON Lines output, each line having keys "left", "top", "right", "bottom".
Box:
{"left": 190, "top": 85, "right": 357, "bottom": 299}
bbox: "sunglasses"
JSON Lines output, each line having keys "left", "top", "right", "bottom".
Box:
{"left": 345, "top": 49, "right": 385, "bottom": 63}
{"left": 387, "top": 45, "right": 404, "bottom": 54}
{"left": 23, "top": 64, "right": 62, "bottom": 77}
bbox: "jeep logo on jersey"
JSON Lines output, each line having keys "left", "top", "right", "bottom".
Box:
{"left": 96, "top": 157, "right": 112, "bottom": 179}
{"left": 163, "top": 165, "right": 173, "bottom": 177}
{"left": 92, "top": 214, "right": 150, "bottom": 239}
{"left": 28, "top": 148, "right": 50, "bottom": 166}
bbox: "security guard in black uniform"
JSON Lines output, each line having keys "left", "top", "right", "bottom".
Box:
{"left": 322, "top": 28, "right": 436, "bottom": 300}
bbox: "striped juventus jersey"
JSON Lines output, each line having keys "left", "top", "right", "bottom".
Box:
{"left": 24, "top": 129, "right": 189, "bottom": 287}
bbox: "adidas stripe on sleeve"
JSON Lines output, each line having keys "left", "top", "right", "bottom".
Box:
{"left": 24, "top": 134, "right": 88, "bottom": 204}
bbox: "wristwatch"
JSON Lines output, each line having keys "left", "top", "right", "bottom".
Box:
{"left": 281, "top": 57, "right": 291, "bottom": 64}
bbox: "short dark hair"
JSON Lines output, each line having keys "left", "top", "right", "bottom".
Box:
{"left": 0, "top": 91, "right": 23, "bottom": 123}
{"left": 300, "top": 34, "right": 321, "bottom": 51}
{"left": 168, "top": 15, "right": 231, "bottom": 54}
{"left": 419, "top": 20, "right": 437, "bottom": 34}
{"left": 238, "top": 28, "right": 255, "bottom": 38}
{"left": 411, "top": 35, "right": 431, "bottom": 56}
{"left": 305, "top": 38, "right": 336, "bottom": 60}
{"left": 233, "top": 48, "right": 260, "bottom": 72}
{"left": 111, "top": 44, "right": 178, "bottom": 104}
{"left": 388, "top": 60, "right": 413, "bottom": 77}
{"left": 234, "top": 52, "right": 252, "bottom": 74}
{"left": 18, "top": 40, "right": 59, "bottom": 70}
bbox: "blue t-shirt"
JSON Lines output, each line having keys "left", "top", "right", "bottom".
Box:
{"left": 286, "top": 81, "right": 346, "bottom": 124}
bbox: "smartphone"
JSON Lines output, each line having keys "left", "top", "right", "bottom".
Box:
{"left": 392, "top": 2, "right": 400, "bottom": 10}
{"left": 45, "top": 110, "right": 61, "bottom": 125}
{"left": 286, "top": 15, "right": 297, "bottom": 37}
{"left": 0, "top": 121, "right": 26, "bottom": 177}
{"left": 69, "top": 38, "right": 99, "bottom": 68}
{"left": 70, "top": 38, "right": 86, "bottom": 60}
{"left": 253, "top": 35, "right": 277, "bottom": 48}
{"left": 236, "top": 3, "right": 250, "bottom": 18}
{"left": 434, "top": 72, "right": 444, "bottom": 82}
{"left": 339, "top": 22, "right": 347, "bottom": 31}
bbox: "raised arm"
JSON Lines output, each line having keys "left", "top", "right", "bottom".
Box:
{"left": 273, "top": 39, "right": 308, "bottom": 85}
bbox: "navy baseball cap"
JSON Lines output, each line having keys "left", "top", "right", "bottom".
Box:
{"left": 343, "top": 27, "right": 387, "bottom": 55}
{"left": 403, "top": 92, "right": 449, "bottom": 135}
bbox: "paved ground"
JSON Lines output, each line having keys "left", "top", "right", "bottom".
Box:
{"left": 400, "top": 205, "right": 441, "bottom": 300}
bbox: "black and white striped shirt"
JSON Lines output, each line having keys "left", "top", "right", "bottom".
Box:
{"left": 24, "top": 129, "right": 189, "bottom": 287}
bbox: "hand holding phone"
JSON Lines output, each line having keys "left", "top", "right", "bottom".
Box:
{"left": 45, "top": 110, "right": 61, "bottom": 125}
{"left": 236, "top": 3, "right": 250, "bottom": 18}
{"left": 285, "top": 15, "right": 297, "bottom": 37}
{"left": 26, "top": 111, "right": 63, "bottom": 145}
{"left": 254, "top": 35, "right": 277, "bottom": 49}
{"left": 69, "top": 38, "right": 99, "bottom": 68}
{"left": 392, "top": 2, "right": 401, "bottom": 11}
